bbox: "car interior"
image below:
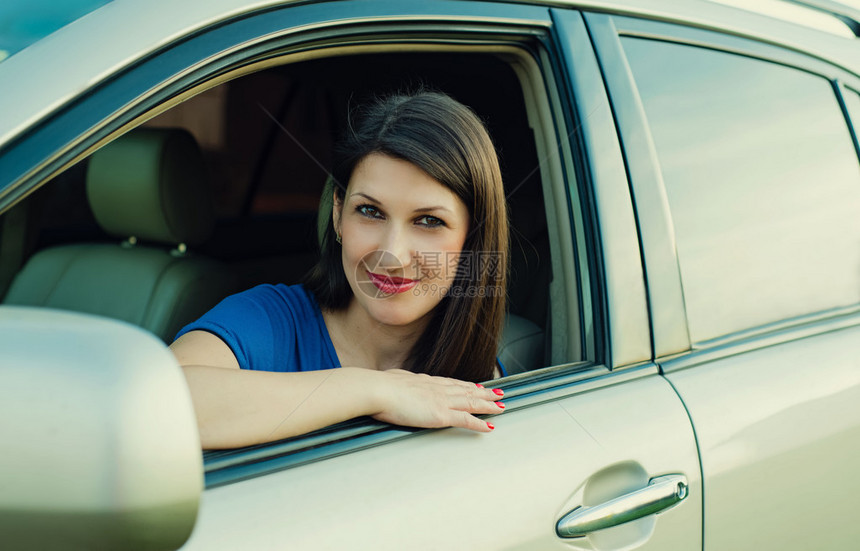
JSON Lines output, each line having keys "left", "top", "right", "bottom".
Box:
{"left": 0, "top": 50, "right": 563, "bottom": 376}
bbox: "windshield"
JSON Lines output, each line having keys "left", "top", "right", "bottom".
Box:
{"left": 0, "top": 0, "right": 112, "bottom": 63}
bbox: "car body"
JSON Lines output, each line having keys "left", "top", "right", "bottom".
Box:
{"left": 1, "top": 0, "right": 859, "bottom": 549}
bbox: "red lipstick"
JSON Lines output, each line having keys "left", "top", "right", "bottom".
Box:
{"left": 366, "top": 272, "right": 419, "bottom": 294}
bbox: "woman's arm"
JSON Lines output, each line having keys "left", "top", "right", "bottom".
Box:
{"left": 172, "top": 331, "right": 505, "bottom": 449}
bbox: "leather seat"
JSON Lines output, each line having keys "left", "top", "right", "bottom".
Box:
{"left": 3, "top": 128, "right": 236, "bottom": 342}
{"left": 497, "top": 314, "right": 543, "bottom": 375}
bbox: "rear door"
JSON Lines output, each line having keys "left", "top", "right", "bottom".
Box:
{"left": 586, "top": 9, "right": 860, "bottom": 549}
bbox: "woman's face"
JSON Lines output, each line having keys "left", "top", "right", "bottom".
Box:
{"left": 334, "top": 153, "right": 470, "bottom": 327}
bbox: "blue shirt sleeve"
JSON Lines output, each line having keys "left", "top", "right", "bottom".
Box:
{"left": 175, "top": 285, "right": 288, "bottom": 371}
{"left": 175, "top": 284, "right": 339, "bottom": 372}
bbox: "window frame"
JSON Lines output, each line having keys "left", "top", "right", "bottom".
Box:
{"left": 551, "top": 9, "right": 653, "bottom": 370}
{"left": 585, "top": 11, "right": 860, "bottom": 370}
{"left": 199, "top": 34, "right": 599, "bottom": 489}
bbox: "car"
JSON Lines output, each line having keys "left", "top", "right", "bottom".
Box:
{"left": 2, "top": 0, "right": 860, "bottom": 549}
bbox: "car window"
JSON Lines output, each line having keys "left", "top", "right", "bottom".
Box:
{"left": 5, "top": 48, "right": 583, "bottom": 376}
{"left": 151, "top": 52, "right": 557, "bottom": 351}
{"left": 621, "top": 37, "right": 860, "bottom": 343}
{"left": 0, "top": 2, "right": 595, "bottom": 466}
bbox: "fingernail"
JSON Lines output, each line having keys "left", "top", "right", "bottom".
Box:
{"left": 476, "top": 383, "right": 484, "bottom": 388}
{"left": 486, "top": 422, "right": 495, "bottom": 430}
{"left": 496, "top": 401, "right": 505, "bottom": 409}
{"left": 492, "top": 388, "right": 504, "bottom": 396}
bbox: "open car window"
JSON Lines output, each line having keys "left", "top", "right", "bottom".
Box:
{"left": 0, "top": 4, "right": 612, "bottom": 484}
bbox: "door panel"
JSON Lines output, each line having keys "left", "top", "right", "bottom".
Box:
{"left": 666, "top": 324, "right": 860, "bottom": 550}
{"left": 185, "top": 373, "right": 701, "bottom": 550}
{"left": 586, "top": 12, "right": 860, "bottom": 549}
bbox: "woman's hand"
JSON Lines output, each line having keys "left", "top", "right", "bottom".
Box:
{"left": 369, "top": 369, "right": 505, "bottom": 432}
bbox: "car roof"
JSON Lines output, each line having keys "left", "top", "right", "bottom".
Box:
{"left": 0, "top": 0, "right": 293, "bottom": 147}
{"left": 0, "top": 0, "right": 858, "bottom": 149}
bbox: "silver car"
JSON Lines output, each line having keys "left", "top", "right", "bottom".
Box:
{"left": 1, "top": 0, "right": 859, "bottom": 549}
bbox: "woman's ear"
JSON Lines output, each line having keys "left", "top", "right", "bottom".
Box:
{"left": 332, "top": 190, "right": 343, "bottom": 235}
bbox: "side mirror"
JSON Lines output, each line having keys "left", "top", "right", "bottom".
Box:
{"left": 0, "top": 307, "right": 202, "bottom": 550}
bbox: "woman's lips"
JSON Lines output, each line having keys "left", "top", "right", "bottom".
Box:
{"left": 366, "top": 271, "right": 419, "bottom": 294}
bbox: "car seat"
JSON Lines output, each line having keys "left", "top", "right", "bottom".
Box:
{"left": 2, "top": 128, "right": 236, "bottom": 342}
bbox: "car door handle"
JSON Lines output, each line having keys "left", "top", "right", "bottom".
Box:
{"left": 556, "top": 474, "right": 688, "bottom": 538}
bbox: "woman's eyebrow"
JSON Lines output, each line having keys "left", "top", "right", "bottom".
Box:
{"left": 350, "top": 192, "right": 451, "bottom": 214}
{"left": 350, "top": 192, "right": 381, "bottom": 204}
{"left": 413, "top": 206, "right": 452, "bottom": 214}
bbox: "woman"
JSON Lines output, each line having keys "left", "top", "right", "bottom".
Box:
{"left": 171, "top": 91, "right": 509, "bottom": 449}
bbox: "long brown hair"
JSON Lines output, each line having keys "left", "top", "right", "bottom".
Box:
{"left": 305, "top": 91, "right": 508, "bottom": 382}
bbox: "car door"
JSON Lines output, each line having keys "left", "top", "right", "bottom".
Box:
{"left": 0, "top": 1, "right": 702, "bottom": 549}
{"left": 584, "top": 8, "right": 860, "bottom": 550}
{"left": 182, "top": 6, "right": 701, "bottom": 550}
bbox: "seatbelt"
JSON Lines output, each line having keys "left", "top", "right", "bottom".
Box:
{"left": 0, "top": 203, "right": 28, "bottom": 300}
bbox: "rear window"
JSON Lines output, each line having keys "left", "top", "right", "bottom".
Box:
{"left": 622, "top": 38, "right": 860, "bottom": 343}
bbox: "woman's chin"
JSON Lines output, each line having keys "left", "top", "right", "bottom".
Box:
{"left": 346, "top": 279, "right": 449, "bottom": 327}
{"left": 358, "top": 295, "right": 439, "bottom": 327}
{"left": 365, "top": 304, "right": 426, "bottom": 327}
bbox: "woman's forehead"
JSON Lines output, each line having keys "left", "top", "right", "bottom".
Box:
{"left": 347, "top": 154, "right": 465, "bottom": 211}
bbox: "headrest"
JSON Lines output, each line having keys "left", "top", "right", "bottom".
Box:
{"left": 86, "top": 128, "right": 215, "bottom": 246}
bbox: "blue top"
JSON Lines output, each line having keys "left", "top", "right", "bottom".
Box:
{"left": 176, "top": 283, "right": 506, "bottom": 376}
{"left": 176, "top": 284, "right": 339, "bottom": 372}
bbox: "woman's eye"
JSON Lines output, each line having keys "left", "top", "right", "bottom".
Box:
{"left": 417, "top": 215, "right": 445, "bottom": 228}
{"left": 357, "top": 204, "right": 383, "bottom": 219}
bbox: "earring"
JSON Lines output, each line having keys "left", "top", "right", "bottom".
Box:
{"left": 336, "top": 233, "right": 342, "bottom": 244}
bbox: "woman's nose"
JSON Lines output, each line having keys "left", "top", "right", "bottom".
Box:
{"left": 379, "top": 226, "right": 414, "bottom": 270}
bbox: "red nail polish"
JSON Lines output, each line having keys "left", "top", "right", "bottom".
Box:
{"left": 492, "top": 388, "right": 504, "bottom": 396}
{"left": 496, "top": 401, "right": 505, "bottom": 409}
{"left": 486, "top": 422, "right": 495, "bottom": 430}
{"left": 476, "top": 383, "right": 484, "bottom": 388}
